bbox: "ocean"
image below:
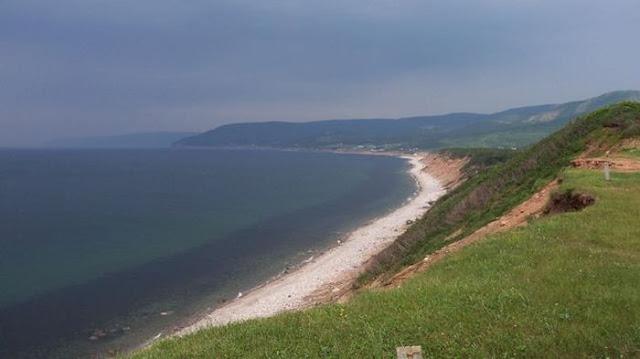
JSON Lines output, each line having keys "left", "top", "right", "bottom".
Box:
{"left": 0, "top": 148, "right": 415, "bottom": 358}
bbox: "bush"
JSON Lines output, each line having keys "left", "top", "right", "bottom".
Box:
{"left": 361, "top": 102, "right": 640, "bottom": 282}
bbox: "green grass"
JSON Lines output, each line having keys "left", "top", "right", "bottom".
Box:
{"left": 622, "top": 147, "right": 640, "bottom": 159}
{"left": 360, "top": 102, "right": 640, "bottom": 283}
{"left": 439, "top": 147, "right": 517, "bottom": 174}
{"left": 133, "top": 169, "right": 640, "bottom": 358}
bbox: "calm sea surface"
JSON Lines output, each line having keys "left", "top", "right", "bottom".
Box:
{"left": 0, "top": 148, "right": 414, "bottom": 358}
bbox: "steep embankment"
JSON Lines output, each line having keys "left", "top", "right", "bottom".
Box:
{"left": 375, "top": 179, "right": 560, "bottom": 288}
{"left": 360, "top": 102, "right": 640, "bottom": 284}
{"left": 134, "top": 102, "right": 640, "bottom": 357}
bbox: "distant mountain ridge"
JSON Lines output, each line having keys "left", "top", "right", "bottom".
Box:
{"left": 176, "top": 90, "right": 640, "bottom": 150}
{"left": 48, "top": 132, "right": 198, "bottom": 148}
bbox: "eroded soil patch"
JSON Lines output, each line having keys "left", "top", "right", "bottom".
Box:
{"left": 544, "top": 189, "right": 595, "bottom": 214}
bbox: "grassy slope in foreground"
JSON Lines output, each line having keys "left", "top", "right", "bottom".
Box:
{"left": 134, "top": 103, "right": 640, "bottom": 357}
{"left": 133, "top": 170, "right": 640, "bottom": 358}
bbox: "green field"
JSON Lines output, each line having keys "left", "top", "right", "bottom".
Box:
{"left": 133, "top": 169, "right": 640, "bottom": 358}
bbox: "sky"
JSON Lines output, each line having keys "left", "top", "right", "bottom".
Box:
{"left": 1, "top": 0, "right": 639, "bottom": 146}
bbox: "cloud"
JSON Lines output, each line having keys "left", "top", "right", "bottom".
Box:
{"left": 0, "top": 0, "right": 639, "bottom": 145}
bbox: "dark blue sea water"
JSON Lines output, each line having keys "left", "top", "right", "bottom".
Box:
{"left": 0, "top": 148, "right": 414, "bottom": 358}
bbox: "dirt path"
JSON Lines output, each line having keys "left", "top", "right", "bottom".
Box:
{"left": 571, "top": 157, "right": 640, "bottom": 172}
{"left": 377, "top": 179, "right": 559, "bottom": 288}
{"left": 378, "top": 150, "right": 640, "bottom": 289}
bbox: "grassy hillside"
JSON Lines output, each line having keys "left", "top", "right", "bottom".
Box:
{"left": 134, "top": 103, "right": 640, "bottom": 357}
{"left": 177, "top": 90, "right": 640, "bottom": 150}
{"left": 133, "top": 164, "right": 640, "bottom": 358}
{"left": 438, "top": 147, "right": 517, "bottom": 175}
{"left": 362, "top": 102, "right": 640, "bottom": 281}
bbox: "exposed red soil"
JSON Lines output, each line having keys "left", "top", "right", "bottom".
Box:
{"left": 571, "top": 157, "right": 640, "bottom": 172}
{"left": 378, "top": 179, "right": 559, "bottom": 288}
{"left": 419, "top": 152, "right": 469, "bottom": 190}
{"left": 544, "top": 189, "right": 595, "bottom": 214}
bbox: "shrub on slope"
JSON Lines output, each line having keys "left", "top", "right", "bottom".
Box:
{"left": 363, "top": 102, "right": 640, "bottom": 281}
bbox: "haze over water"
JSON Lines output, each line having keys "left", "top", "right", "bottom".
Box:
{"left": 0, "top": 148, "right": 414, "bottom": 358}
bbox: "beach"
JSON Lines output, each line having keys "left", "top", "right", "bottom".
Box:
{"left": 0, "top": 148, "right": 423, "bottom": 358}
{"left": 174, "top": 153, "right": 447, "bottom": 337}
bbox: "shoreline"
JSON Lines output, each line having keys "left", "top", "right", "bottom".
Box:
{"left": 164, "top": 153, "right": 447, "bottom": 339}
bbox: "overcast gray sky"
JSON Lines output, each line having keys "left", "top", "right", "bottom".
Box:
{"left": 1, "top": 0, "right": 639, "bottom": 146}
